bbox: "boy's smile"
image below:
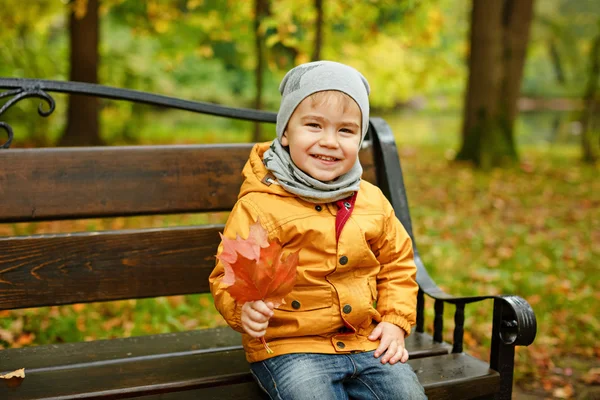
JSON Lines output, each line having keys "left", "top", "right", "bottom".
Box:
{"left": 281, "top": 91, "right": 362, "bottom": 182}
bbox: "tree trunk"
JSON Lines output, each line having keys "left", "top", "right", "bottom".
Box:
{"left": 548, "top": 40, "right": 566, "bottom": 85}
{"left": 457, "top": 0, "right": 504, "bottom": 167}
{"left": 59, "top": 0, "right": 103, "bottom": 146}
{"left": 500, "top": 0, "right": 534, "bottom": 152}
{"left": 456, "top": 0, "right": 534, "bottom": 169}
{"left": 312, "top": 0, "right": 324, "bottom": 61}
{"left": 253, "top": 0, "right": 270, "bottom": 142}
{"left": 581, "top": 31, "right": 600, "bottom": 163}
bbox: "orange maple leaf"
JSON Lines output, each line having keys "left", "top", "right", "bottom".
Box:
{"left": 217, "top": 219, "right": 299, "bottom": 308}
{"left": 217, "top": 219, "right": 299, "bottom": 353}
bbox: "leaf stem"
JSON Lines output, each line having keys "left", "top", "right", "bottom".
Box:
{"left": 260, "top": 337, "right": 274, "bottom": 354}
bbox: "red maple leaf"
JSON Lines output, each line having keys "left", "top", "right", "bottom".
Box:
{"left": 218, "top": 219, "right": 298, "bottom": 307}
{"left": 217, "top": 219, "right": 299, "bottom": 352}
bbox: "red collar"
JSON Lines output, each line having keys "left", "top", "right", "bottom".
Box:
{"left": 334, "top": 192, "right": 358, "bottom": 243}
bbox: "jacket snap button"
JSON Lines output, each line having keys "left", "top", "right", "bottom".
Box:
{"left": 315, "top": 205, "right": 322, "bottom": 212}
{"left": 343, "top": 304, "right": 352, "bottom": 314}
{"left": 339, "top": 256, "right": 348, "bottom": 265}
{"left": 344, "top": 201, "right": 351, "bottom": 209}
{"left": 337, "top": 341, "right": 346, "bottom": 349}
{"left": 291, "top": 300, "right": 301, "bottom": 310}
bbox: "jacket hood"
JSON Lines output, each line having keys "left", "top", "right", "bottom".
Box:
{"left": 238, "top": 142, "right": 296, "bottom": 200}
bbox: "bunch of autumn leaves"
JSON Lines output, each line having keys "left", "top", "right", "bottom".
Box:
{"left": 217, "top": 220, "right": 299, "bottom": 353}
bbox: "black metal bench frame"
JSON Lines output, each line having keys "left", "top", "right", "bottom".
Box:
{"left": 0, "top": 78, "right": 537, "bottom": 400}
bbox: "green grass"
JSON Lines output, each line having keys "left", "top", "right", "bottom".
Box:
{"left": 397, "top": 142, "right": 598, "bottom": 395}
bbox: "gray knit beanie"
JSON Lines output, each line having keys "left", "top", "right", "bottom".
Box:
{"left": 276, "top": 61, "right": 371, "bottom": 141}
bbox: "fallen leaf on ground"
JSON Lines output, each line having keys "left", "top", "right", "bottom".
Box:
{"left": 581, "top": 368, "right": 600, "bottom": 385}
{"left": 552, "top": 384, "right": 574, "bottom": 399}
{"left": 0, "top": 368, "right": 25, "bottom": 379}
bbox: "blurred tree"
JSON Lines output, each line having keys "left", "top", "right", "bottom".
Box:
{"left": 253, "top": 0, "right": 270, "bottom": 142}
{"left": 457, "top": 0, "right": 534, "bottom": 168}
{"left": 312, "top": 0, "right": 324, "bottom": 61}
{"left": 59, "top": 0, "right": 103, "bottom": 146}
{"left": 525, "top": 0, "right": 599, "bottom": 98}
{"left": 261, "top": 0, "right": 447, "bottom": 107}
{"left": 90, "top": 0, "right": 450, "bottom": 112}
{"left": 548, "top": 39, "right": 566, "bottom": 85}
{"left": 581, "top": 25, "right": 600, "bottom": 163}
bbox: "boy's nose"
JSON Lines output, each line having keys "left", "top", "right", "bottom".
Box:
{"left": 319, "top": 129, "right": 339, "bottom": 148}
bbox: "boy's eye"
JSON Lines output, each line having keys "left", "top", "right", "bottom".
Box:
{"left": 340, "top": 128, "right": 355, "bottom": 134}
{"left": 307, "top": 123, "right": 320, "bottom": 128}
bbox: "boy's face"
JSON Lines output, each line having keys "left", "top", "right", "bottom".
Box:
{"left": 281, "top": 92, "right": 362, "bottom": 182}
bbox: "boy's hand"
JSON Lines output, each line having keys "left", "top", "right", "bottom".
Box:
{"left": 241, "top": 300, "right": 274, "bottom": 338}
{"left": 368, "top": 321, "right": 409, "bottom": 364}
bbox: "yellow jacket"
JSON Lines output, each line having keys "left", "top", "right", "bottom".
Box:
{"left": 209, "top": 142, "right": 418, "bottom": 363}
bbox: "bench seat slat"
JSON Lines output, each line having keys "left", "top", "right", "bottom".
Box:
{"left": 137, "top": 353, "right": 501, "bottom": 400}
{"left": 0, "top": 226, "right": 223, "bottom": 310}
{"left": 0, "top": 329, "right": 495, "bottom": 400}
{"left": 0, "top": 145, "right": 376, "bottom": 223}
{"left": 0, "top": 328, "right": 450, "bottom": 373}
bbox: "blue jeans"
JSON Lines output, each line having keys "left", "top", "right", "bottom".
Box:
{"left": 250, "top": 351, "right": 427, "bottom": 400}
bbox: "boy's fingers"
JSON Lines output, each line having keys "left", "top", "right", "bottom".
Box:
{"left": 247, "top": 307, "right": 270, "bottom": 322}
{"left": 381, "top": 341, "right": 398, "bottom": 364}
{"left": 252, "top": 301, "right": 275, "bottom": 317}
{"left": 374, "top": 336, "right": 391, "bottom": 358}
{"left": 247, "top": 318, "right": 268, "bottom": 331}
{"left": 389, "top": 344, "right": 406, "bottom": 365}
{"left": 242, "top": 303, "right": 270, "bottom": 323}
{"left": 242, "top": 319, "right": 268, "bottom": 336}
{"left": 400, "top": 347, "right": 409, "bottom": 363}
{"left": 368, "top": 324, "right": 382, "bottom": 341}
{"left": 244, "top": 328, "right": 266, "bottom": 338}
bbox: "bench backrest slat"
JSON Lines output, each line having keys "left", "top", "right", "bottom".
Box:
{"left": 0, "top": 145, "right": 375, "bottom": 223}
{"left": 0, "top": 226, "right": 222, "bottom": 310}
{"left": 0, "top": 143, "right": 377, "bottom": 310}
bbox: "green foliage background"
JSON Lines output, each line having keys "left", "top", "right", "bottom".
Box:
{"left": 0, "top": 0, "right": 598, "bottom": 146}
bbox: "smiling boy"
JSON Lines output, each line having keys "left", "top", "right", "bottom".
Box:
{"left": 281, "top": 91, "right": 362, "bottom": 182}
{"left": 210, "top": 61, "right": 426, "bottom": 399}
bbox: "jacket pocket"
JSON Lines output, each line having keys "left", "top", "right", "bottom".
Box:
{"left": 276, "top": 285, "right": 333, "bottom": 312}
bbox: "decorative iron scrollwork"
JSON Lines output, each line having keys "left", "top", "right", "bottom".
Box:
{"left": 0, "top": 86, "right": 56, "bottom": 149}
{"left": 0, "top": 77, "right": 277, "bottom": 149}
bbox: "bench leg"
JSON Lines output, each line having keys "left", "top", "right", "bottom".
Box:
{"left": 490, "top": 299, "right": 516, "bottom": 400}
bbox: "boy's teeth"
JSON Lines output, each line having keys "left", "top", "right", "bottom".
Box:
{"left": 315, "top": 155, "right": 336, "bottom": 161}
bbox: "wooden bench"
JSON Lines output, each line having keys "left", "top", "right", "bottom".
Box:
{"left": 0, "top": 78, "right": 537, "bottom": 400}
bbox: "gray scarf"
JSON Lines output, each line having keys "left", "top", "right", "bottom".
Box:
{"left": 262, "top": 141, "right": 361, "bottom": 203}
